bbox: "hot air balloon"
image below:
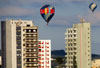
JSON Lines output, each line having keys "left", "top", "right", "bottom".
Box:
{"left": 89, "top": 3, "right": 97, "bottom": 12}
{"left": 40, "top": 5, "right": 55, "bottom": 25}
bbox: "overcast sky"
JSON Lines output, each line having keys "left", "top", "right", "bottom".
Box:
{"left": 0, "top": 0, "right": 100, "bottom": 54}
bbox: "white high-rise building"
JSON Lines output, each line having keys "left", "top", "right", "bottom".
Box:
{"left": 38, "top": 40, "right": 51, "bottom": 68}
{"left": 1, "top": 19, "right": 38, "bottom": 68}
{"left": 65, "top": 22, "right": 91, "bottom": 68}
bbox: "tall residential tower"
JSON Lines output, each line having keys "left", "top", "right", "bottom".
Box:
{"left": 1, "top": 19, "right": 38, "bottom": 68}
{"left": 65, "top": 21, "right": 91, "bottom": 68}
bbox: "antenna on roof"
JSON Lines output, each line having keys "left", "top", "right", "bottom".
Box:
{"left": 80, "top": 19, "right": 85, "bottom": 23}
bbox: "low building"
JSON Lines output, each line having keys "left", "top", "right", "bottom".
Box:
{"left": 38, "top": 40, "right": 51, "bottom": 68}
{"left": 92, "top": 59, "right": 100, "bottom": 68}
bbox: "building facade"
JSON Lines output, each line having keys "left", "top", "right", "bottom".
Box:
{"left": 1, "top": 19, "right": 38, "bottom": 68}
{"left": 0, "top": 56, "right": 1, "bottom": 67}
{"left": 38, "top": 40, "right": 51, "bottom": 68}
{"left": 65, "top": 22, "right": 91, "bottom": 68}
{"left": 92, "top": 59, "right": 100, "bottom": 68}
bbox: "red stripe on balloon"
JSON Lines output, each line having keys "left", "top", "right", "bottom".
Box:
{"left": 47, "top": 8, "right": 49, "bottom": 13}
{"left": 40, "top": 9, "right": 45, "bottom": 14}
{"left": 51, "top": 9, "right": 55, "bottom": 13}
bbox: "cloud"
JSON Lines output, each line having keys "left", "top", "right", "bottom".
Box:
{"left": 87, "top": 11, "right": 100, "bottom": 26}
{"left": 0, "top": 0, "right": 90, "bottom": 6}
{"left": 62, "top": 0, "right": 90, "bottom": 2}
{"left": 0, "top": 0, "right": 57, "bottom": 6}
{"left": 0, "top": 6, "right": 36, "bottom": 16}
{"left": 46, "top": 15, "right": 81, "bottom": 28}
{"left": 93, "top": 11, "right": 100, "bottom": 20}
{"left": 77, "top": 11, "right": 100, "bottom": 26}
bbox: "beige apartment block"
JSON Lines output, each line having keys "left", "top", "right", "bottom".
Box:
{"left": 1, "top": 19, "right": 38, "bottom": 68}
{"left": 0, "top": 56, "right": 1, "bottom": 66}
{"left": 65, "top": 22, "right": 91, "bottom": 68}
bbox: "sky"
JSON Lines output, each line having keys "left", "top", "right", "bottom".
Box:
{"left": 0, "top": 0, "right": 100, "bottom": 54}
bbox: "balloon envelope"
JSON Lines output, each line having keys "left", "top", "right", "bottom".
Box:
{"left": 40, "top": 5, "right": 55, "bottom": 25}
{"left": 89, "top": 3, "right": 97, "bottom": 12}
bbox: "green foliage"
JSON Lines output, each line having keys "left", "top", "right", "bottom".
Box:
{"left": 56, "top": 57, "right": 63, "bottom": 64}
{"left": 55, "top": 57, "right": 64, "bottom": 68}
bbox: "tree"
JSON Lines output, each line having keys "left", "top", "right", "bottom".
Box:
{"left": 55, "top": 57, "right": 64, "bottom": 68}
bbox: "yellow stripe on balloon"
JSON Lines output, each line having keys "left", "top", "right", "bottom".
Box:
{"left": 45, "top": 8, "right": 47, "bottom": 15}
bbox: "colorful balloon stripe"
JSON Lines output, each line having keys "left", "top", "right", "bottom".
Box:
{"left": 40, "top": 9, "right": 55, "bottom": 14}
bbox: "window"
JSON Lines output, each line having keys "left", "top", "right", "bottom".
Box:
{"left": 68, "top": 39, "right": 70, "bottom": 42}
{"left": 23, "top": 54, "right": 25, "bottom": 56}
{"left": 23, "top": 29, "right": 25, "bottom": 31}
{"left": 73, "top": 43, "right": 76, "bottom": 46}
{"left": 74, "top": 34, "right": 76, "bottom": 37}
{"left": 33, "top": 34, "right": 36, "bottom": 36}
{"left": 71, "top": 39, "right": 72, "bottom": 42}
{"left": 34, "top": 64, "right": 37, "bottom": 66}
{"left": 73, "top": 47, "right": 76, "bottom": 50}
{"left": 17, "top": 41, "right": 21, "bottom": 45}
{"left": 29, "top": 29, "right": 32, "bottom": 32}
{"left": 34, "top": 54, "right": 37, "bottom": 56}
{"left": 27, "top": 24, "right": 30, "bottom": 27}
{"left": 70, "top": 35, "right": 72, "bottom": 37}
{"left": 71, "top": 52, "right": 73, "bottom": 55}
{"left": 71, "top": 30, "right": 72, "bottom": 33}
{"left": 68, "top": 48, "right": 70, "bottom": 51}
{"left": 23, "top": 34, "right": 25, "bottom": 36}
{"left": 33, "top": 30, "right": 36, "bottom": 32}
{"left": 71, "top": 48, "right": 73, "bottom": 50}
{"left": 16, "top": 27, "right": 21, "bottom": 30}
{"left": 71, "top": 44, "right": 72, "bottom": 46}
{"left": 29, "top": 54, "right": 31, "bottom": 56}
{"left": 34, "top": 59, "right": 37, "bottom": 61}
{"left": 17, "top": 51, "right": 21, "bottom": 54}
{"left": 74, "top": 39, "right": 76, "bottom": 41}
{"left": 29, "top": 59, "right": 32, "bottom": 61}
{"left": 26, "top": 29, "right": 29, "bottom": 33}
{"left": 29, "top": 45, "right": 31, "bottom": 47}
{"left": 16, "top": 31, "right": 21, "bottom": 35}
{"left": 33, "top": 44, "right": 36, "bottom": 46}
{"left": 71, "top": 61, "right": 73, "bottom": 64}
{"left": 74, "top": 52, "right": 76, "bottom": 54}
{"left": 17, "top": 46, "right": 21, "bottom": 49}
{"left": 68, "top": 44, "right": 70, "bottom": 46}
{"left": 68, "top": 30, "right": 70, "bottom": 33}
{"left": 73, "top": 30, "right": 76, "bottom": 33}
{"left": 34, "top": 49, "right": 37, "bottom": 51}
{"left": 17, "top": 36, "right": 21, "bottom": 40}
{"left": 29, "top": 49, "right": 32, "bottom": 52}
